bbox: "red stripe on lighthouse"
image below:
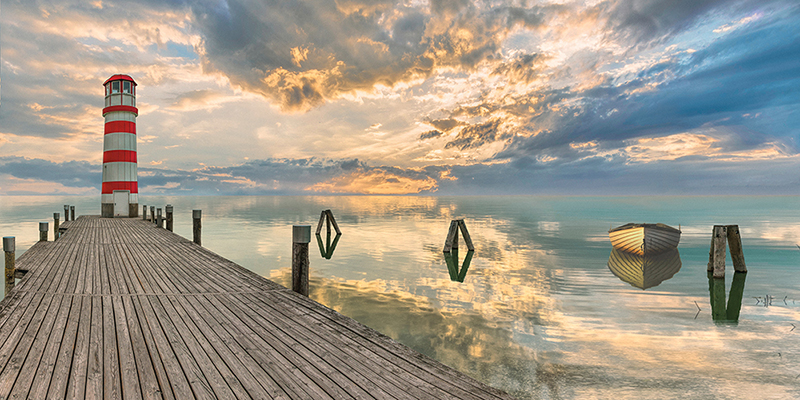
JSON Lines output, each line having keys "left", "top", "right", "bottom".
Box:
{"left": 103, "top": 150, "right": 137, "bottom": 163}
{"left": 102, "top": 105, "right": 138, "bottom": 116}
{"left": 102, "top": 181, "right": 138, "bottom": 194}
{"left": 104, "top": 121, "right": 136, "bottom": 134}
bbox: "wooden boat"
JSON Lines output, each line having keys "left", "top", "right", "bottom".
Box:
{"left": 608, "top": 223, "right": 681, "bottom": 256}
{"left": 607, "top": 248, "right": 682, "bottom": 290}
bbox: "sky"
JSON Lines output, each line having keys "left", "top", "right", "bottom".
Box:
{"left": 0, "top": 0, "right": 798, "bottom": 196}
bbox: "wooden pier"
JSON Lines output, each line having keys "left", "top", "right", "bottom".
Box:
{"left": 0, "top": 216, "right": 513, "bottom": 399}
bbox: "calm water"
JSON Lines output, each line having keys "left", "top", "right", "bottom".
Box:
{"left": 1, "top": 195, "right": 799, "bottom": 399}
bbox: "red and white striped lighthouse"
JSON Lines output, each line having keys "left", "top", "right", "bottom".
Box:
{"left": 101, "top": 74, "right": 139, "bottom": 218}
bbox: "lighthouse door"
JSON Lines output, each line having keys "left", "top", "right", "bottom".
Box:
{"left": 113, "top": 191, "right": 130, "bottom": 217}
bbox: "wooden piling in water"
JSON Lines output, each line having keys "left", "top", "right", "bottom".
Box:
{"left": 292, "top": 225, "right": 311, "bottom": 296}
{"left": 39, "top": 222, "right": 48, "bottom": 242}
{"left": 707, "top": 224, "right": 746, "bottom": 278}
{"left": 192, "top": 209, "right": 202, "bottom": 245}
{"left": 53, "top": 213, "right": 60, "bottom": 241}
{"left": 166, "top": 205, "right": 174, "bottom": 232}
{"left": 70, "top": 206, "right": 75, "bottom": 221}
{"left": 315, "top": 210, "right": 342, "bottom": 235}
{"left": 444, "top": 219, "right": 475, "bottom": 252}
{"left": 3, "top": 237, "right": 14, "bottom": 297}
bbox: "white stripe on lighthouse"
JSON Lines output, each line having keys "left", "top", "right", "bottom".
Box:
{"left": 104, "top": 112, "right": 137, "bottom": 123}
{"left": 102, "top": 162, "right": 138, "bottom": 182}
{"left": 103, "top": 133, "right": 137, "bottom": 152}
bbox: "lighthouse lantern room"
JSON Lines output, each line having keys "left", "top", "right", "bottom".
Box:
{"left": 101, "top": 74, "right": 139, "bottom": 218}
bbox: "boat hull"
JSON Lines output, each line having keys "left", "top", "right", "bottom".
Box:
{"left": 608, "top": 223, "right": 681, "bottom": 256}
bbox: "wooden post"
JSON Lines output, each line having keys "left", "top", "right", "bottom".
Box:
{"left": 70, "top": 206, "right": 75, "bottom": 221}
{"left": 726, "top": 225, "right": 747, "bottom": 273}
{"left": 3, "top": 237, "right": 14, "bottom": 298}
{"left": 192, "top": 210, "right": 202, "bottom": 245}
{"left": 39, "top": 222, "right": 48, "bottom": 242}
{"left": 710, "top": 225, "right": 727, "bottom": 278}
{"left": 53, "top": 213, "right": 60, "bottom": 241}
{"left": 457, "top": 220, "right": 475, "bottom": 251}
{"left": 292, "top": 225, "right": 311, "bottom": 296}
{"left": 325, "top": 210, "right": 341, "bottom": 235}
{"left": 142, "top": 205, "right": 147, "bottom": 221}
{"left": 157, "top": 208, "right": 163, "bottom": 228}
{"left": 315, "top": 211, "right": 326, "bottom": 235}
{"left": 165, "top": 205, "right": 174, "bottom": 232}
{"left": 64, "top": 205, "right": 70, "bottom": 222}
{"left": 150, "top": 206, "right": 155, "bottom": 224}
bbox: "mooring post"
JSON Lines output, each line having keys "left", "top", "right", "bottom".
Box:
{"left": 63, "top": 205, "right": 70, "bottom": 222}
{"left": 726, "top": 225, "right": 747, "bottom": 273}
{"left": 166, "top": 205, "right": 174, "bottom": 232}
{"left": 443, "top": 220, "right": 459, "bottom": 252}
{"left": 326, "top": 210, "right": 342, "bottom": 235}
{"left": 709, "top": 225, "right": 727, "bottom": 278}
{"left": 192, "top": 210, "right": 202, "bottom": 245}
{"left": 3, "top": 237, "right": 15, "bottom": 297}
{"left": 150, "top": 206, "right": 155, "bottom": 224}
{"left": 157, "top": 208, "right": 163, "bottom": 228}
{"left": 458, "top": 220, "right": 475, "bottom": 251}
{"left": 142, "top": 205, "right": 147, "bottom": 221}
{"left": 39, "top": 222, "right": 48, "bottom": 242}
{"left": 70, "top": 206, "right": 75, "bottom": 222}
{"left": 53, "top": 213, "right": 60, "bottom": 241}
{"left": 292, "top": 225, "right": 311, "bottom": 296}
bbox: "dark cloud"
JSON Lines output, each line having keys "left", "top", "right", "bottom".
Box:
{"left": 0, "top": 157, "right": 100, "bottom": 188}
{"left": 426, "top": 118, "right": 465, "bottom": 132}
{"left": 445, "top": 120, "right": 506, "bottom": 150}
{"left": 419, "top": 130, "right": 443, "bottom": 140}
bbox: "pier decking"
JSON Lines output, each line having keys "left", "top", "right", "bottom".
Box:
{"left": 0, "top": 216, "right": 514, "bottom": 399}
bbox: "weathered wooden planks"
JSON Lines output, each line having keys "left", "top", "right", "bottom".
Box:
{"left": 0, "top": 216, "right": 515, "bottom": 399}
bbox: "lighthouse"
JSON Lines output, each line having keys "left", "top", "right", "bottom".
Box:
{"left": 101, "top": 74, "right": 139, "bottom": 218}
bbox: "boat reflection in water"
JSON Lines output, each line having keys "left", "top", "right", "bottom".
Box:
{"left": 708, "top": 271, "right": 747, "bottom": 324}
{"left": 445, "top": 249, "right": 474, "bottom": 283}
{"left": 607, "top": 248, "right": 682, "bottom": 289}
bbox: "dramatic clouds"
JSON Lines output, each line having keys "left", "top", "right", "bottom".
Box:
{"left": 1, "top": 0, "right": 798, "bottom": 195}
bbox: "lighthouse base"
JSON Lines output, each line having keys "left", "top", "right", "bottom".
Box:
{"left": 101, "top": 203, "right": 139, "bottom": 218}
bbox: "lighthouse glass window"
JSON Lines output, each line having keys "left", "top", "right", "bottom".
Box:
{"left": 112, "top": 81, "right": 120, "bottom": 93}
{"left": 123, "top": 81, "right": 131, "bottom": 93}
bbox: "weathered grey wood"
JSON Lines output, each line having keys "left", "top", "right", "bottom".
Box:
{"left": 458, "top": 220, "right": 475, "bottom": 251}
{"left": 711, "top": 225, "right": 727, "bottom": 279}
{"left": 64, "top": 205, "right": 70, "bottom": 222}
{"left": 726, "top": 225, "right": 747, "bottom": 273}
{"left": 70, "top": 206, "right": 75, "bottom": 222}
{"left": 193, "top": 210, "right": 202, "bottom": 245}
{"left": 157, "top": 208, "right": 163, "bottom": 229}
{"left": 315, "top": 211, "right": 326, "bottom": 235}
{"left": 292, "top": 225, "right": 311, "bottom": 296}
{"left": 142, "top": 205, "right": 147, "bottom": 221}
{"left": 4, "top": 237, "right": 14, "bottom": 297}
{"left": 166, "top": 205, "right": 174, "bottom": 232}
{"left": 325, "top": 210, "right": 341, "bottom": 235}
{"left": 443, "top": 220, "right": 459, "bottom": 252}
{"left": 54, "top": 213, "right": 60, "bottom": 241}
{"left": 39, "top": 222, "right": 48, "bottom": 242}
{"left": 0, "top": 216, "right": 515, "bottom": 400}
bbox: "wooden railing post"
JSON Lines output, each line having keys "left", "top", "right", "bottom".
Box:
{"left": 3, "top": 237, "right": 14, "bottom": 297}
{"left": 64, "top": 205, "right": 70, "bottom": 222}
{"left": 143, "top": 205, "right": 148, "bottom": 221}
{"left": 165, "top": 205, "right": 174, "bottom": 232}
{"left": 157, "top": 208, "right": 163, "bottom": 228}
{"left": 53, "top": 213, "right": 60, "bottom": 241}
{"left": 39, "top": 222, "right": 48, "bottom": 242}
{"left": 70, "top": 206, "right": 75, "bottom": 222}
{"left": 150, "top": 206, "right": 156, "bottom": 224}
{"left": 192, "top": 210, "right": 202, "bottom": 245}
{"left": 292, "top": 225, "right": 311, "bottom": 296}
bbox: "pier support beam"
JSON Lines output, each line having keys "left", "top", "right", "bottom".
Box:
{"left": 53, "top": 213, "right": 60, "bottom": 241}
{"left": 3, "top": 237, "right": 14, "bottom": 297}
{"left": 143, "top": 205, "right": 147, "bottom": 221}
{"left": 292, "top": 225, "right": 311, "bottom": 296}
{"left": 166, "top": 205, "right": 173, "bottom": 232}
{"left": 39, "top": 222, "right": 48, "bottom": 242}
{"left": 64, "top": 205, "right": 70, "bottom": 222}
{"left": 70, "top": 206, "right": 75, "bottom": 222}
{"left": 151, "top": 206, "right": 155, "bottom": 224}
{"left": 193, "top": 210, "right": 202, "bottom": 245}
{"left": 157, "top": 208, "right": 163, "bottom": 228}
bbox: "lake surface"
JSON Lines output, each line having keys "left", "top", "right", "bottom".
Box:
{"left": 1, "top": 195, "right": 799, "bottom": 399}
